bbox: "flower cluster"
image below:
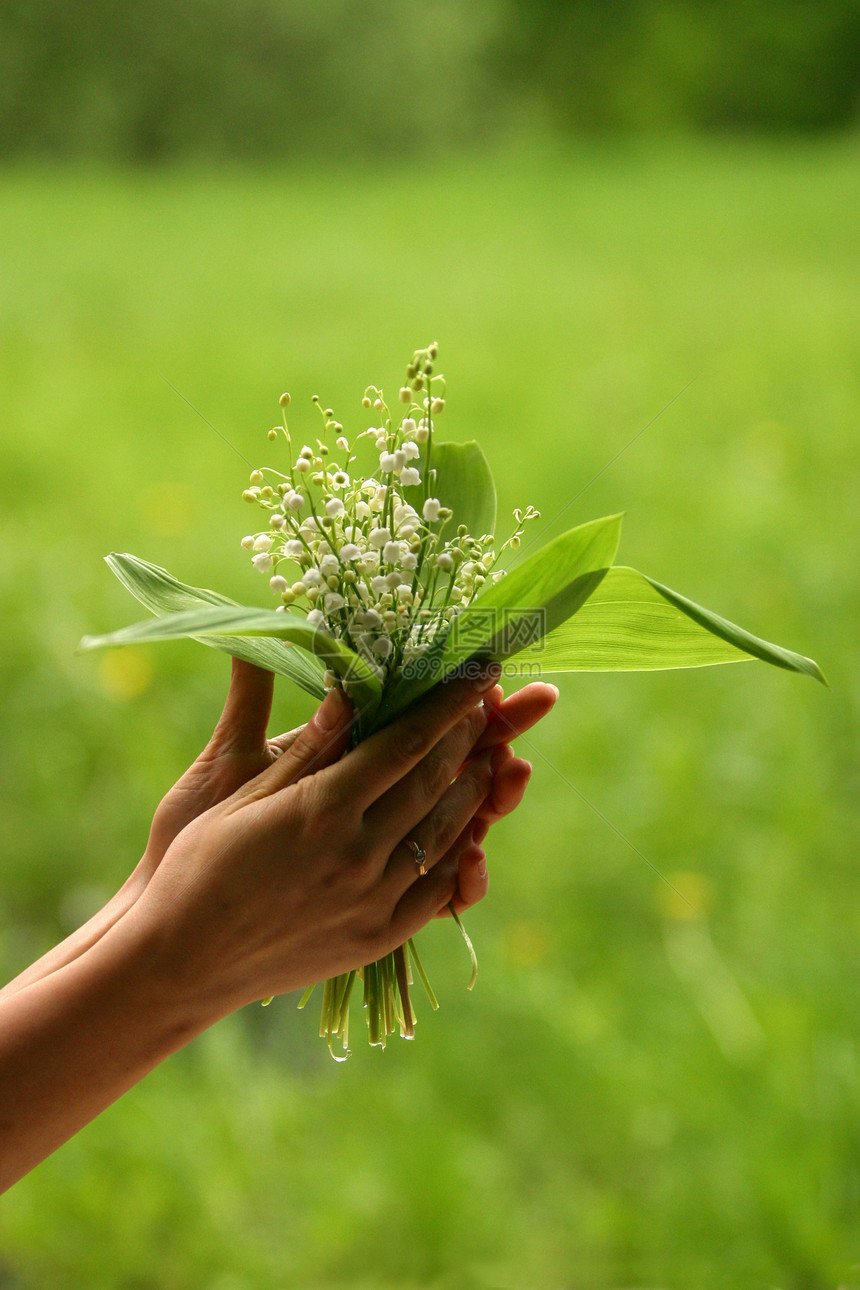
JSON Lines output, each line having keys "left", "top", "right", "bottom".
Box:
{"left": 239, "top": 344, "right": 537, "bottom": 688}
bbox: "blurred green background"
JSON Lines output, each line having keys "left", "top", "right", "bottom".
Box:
{"left": 0, "top": 3, "right": 858, "bottom": 1287}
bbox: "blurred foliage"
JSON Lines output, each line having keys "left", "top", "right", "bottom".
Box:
{"left": 0, "top": 138, "right": 858, "bottom": 1286}
{"left": 1, "top": 0, "right": 860, "bottom": 162}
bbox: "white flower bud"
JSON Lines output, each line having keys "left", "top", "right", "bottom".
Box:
{"left": 379, "top": 452, "right": 397, "bottom": 473}
{"left": 393, "top": 449, "right": 406, "bottom": 472}
{"left": 401, "top": 552, "right": 418, "bottom": 570}
{"left": 415, "top": 425, "right": 429, "bottom": 443}
{"left": 363, "top": 608, "right": 383, "bottom": 629}
{"left": 396, "top": 585, "right": 413, "bottom": 603}
{"left": 382, "top": 541, "right": 402, "bottom": 564}
{"left": 372, "top": 636, "right": 393, "bottom": 659}
{"left": 325, "top": 497, "right": 345, "bottom": 517}
{"left": 295, "top": 457, "right": 311, "bottom": 473}
{"left": 436, "top": 552, "right": 454, "bottom": 571}
{"left": 319, "top": 554, "right": 339, "bottom": 576}
{"left": 324, "top": 593, "right": 346, "bottom": 612}
{"left": 370, "top": 575, "right": 388, "bottom": 596}
{"left": 336, "top": 436, "right": 349, "bottom": 451}
{"left": 402, "top": 440, "right": 420, "bottom": 461}
{"left": 270, "top": 513, "right": 286, "bottom": 530}
{"left": 253, "top": 535, "right": 273, "bottom": 551}
{"left": 270, "top": 575, "right": 288, "bottom": 593}
{"left": 252, "top": 553, "right": 274, "bottom": 572}
{"left": 286, "top": 491, "right": 304, "bottom": 511}
{"left": 399, "top": 467, "right": 421, "bottom": 487}
{"left": 401, "top": 417, "right": 417, "bottom": 436}
{"left": 399, "top": 525, "right": 415, "bottom": 540}
{"left": 249, "top": 470, "right": 264, "bottom": 485}
{"left": 240, "top": 535, "right": 255, "bottom": 549}
{"left": 431, "top": 398, "right": 445, "bottom": 414}
{"left": 385, "top": 570, "right": 403, "bottom": 589}
{"left": 291, "top": 581, "right": 307, "bottom": 597}
{"left": 355, "top": 500, "right": 371, "bottom": 519}
{"left": 284, "top": 539, "right": 303, "bottom": 559}
{"left": 302, "top": 568, "right": 322, "bottom": 586}
{"left": 339, "top": 543, "right": 361, "bottom": 561}
{"left": 306, "top": 608, "right": 325, "bottom": 629}
{"left": 399, "top": 386, "right": 411, "bottom": 403}
{"left": 368, "top": 526, "right": 391, "bottom": 549}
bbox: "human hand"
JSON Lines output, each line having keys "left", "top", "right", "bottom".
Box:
{"left": 136, "top": 662, "right": 556, "bottom": 915}
{"left": 127, "top": 665, "right": 555, "bottom": 1014}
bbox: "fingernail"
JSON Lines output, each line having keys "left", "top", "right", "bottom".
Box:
{"left": 472, "top": 660, "right": 501, "bottom": 693}
{"left": 314, "top": 687, "right": 348, "bottom": 732}
{"left": 548, "top": 684, "right": 560, "bottom": 700}
{"left": 476, "top": 854, "right": 487, "bottom": 880}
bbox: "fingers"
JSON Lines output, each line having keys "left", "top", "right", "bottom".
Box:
{"left": 475, "top": 745, "right": 532, "bottom": 829}
{"left": 364, "top": 702, "right": 488, "bottom": 847}
{"left": 451, "top": 846, "right": 489, "bottom": 914}
{"left": 473, "top": 682, "right": 558, "bottom": 754}
{"left": 335, "top": 663, "right": 501, "bottom": 809}
{"left": 208, "top": 659, "right": 275, "bottom": 756}
{"left": 383, "top": 747, "right": 495, "bottom": 892}
{"left": 235, "top": 687, "right": 353, "bottom": 801}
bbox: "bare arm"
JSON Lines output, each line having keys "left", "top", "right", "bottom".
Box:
{"left": 0, "top": 663, "right": 557, "bottom": 1192}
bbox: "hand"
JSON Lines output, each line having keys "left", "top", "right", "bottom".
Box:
{"left": 139, "top": 661, "right": 556, "bottom": 916}
{"left": 128, "top": 665, "right": 557, "bottom": 1012}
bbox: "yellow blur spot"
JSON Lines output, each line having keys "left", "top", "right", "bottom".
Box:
{"left": 98, "top": 650, "right": 153, "bottom": 700}
{"left": 139, "top": 481, "right": 196, "bottom": 538}
{"left": 657, "top": 870, "right": 715, "bottom": 922}
{"left": 503, "top": 918, "right": 550, "bottom": 967}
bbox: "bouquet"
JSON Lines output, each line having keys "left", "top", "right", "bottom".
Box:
{"left": 82, "top": 344, "right": 824, "bottom": 1056}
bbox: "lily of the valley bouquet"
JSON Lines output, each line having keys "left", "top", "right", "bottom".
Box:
{"left": 83, "top": 344, "right": 824, "bottom": 1055}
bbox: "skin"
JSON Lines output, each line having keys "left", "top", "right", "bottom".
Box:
{"left": 0, "top": 659, "right": 557, "bottom": 1192}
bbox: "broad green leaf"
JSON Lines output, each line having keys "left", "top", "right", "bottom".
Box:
{"left": 103, "top": 553, "right": 327, "bottom": 698}
{"left": 409, "top": 440, "right": 497, "bottom": 541}
{"left": 506, "top": 565, "right": 826, "bottom": 683}
{"left": 376, "top": 514, "right": 623, "bottom": 722}
{"left": 81, "top": 601, "right": 385, "bottom": 713}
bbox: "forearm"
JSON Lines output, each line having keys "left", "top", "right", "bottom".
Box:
{"left": 0, "top": 873, "right": 144, "bottom": 1002}
{"left": 0, "top": 905, "right": 220, "bottom": 1193}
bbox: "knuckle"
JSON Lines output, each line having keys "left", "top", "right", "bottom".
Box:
{"left": 397, "top": 721, "right": 432, "bottom": 766}
{"left": 417, "top": 749, "right": 452, "bottom": 801}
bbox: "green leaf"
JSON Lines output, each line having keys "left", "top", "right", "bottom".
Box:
{"left": 101, "top": 553, "right": 327, "bottom": 698}
{"left": 506, "top": 565, "right": 826, "bottom": 683}
{"left": 377, "top": 514, "right": 623, "bottom": 722}
{"left": 413, "top": 440, "right": 497, "bottom": 540}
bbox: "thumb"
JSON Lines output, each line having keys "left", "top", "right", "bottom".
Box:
{"left": 208, "top": 658, "right": 275, "bottom": 756}
{"left": 252, "top": 687, "right": 353, "bottom": 793}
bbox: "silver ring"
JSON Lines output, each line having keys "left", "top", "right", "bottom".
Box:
{"left": 404, "top": 838, "right": 427, "bottom": 875}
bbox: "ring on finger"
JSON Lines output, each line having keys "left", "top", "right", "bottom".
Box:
{"left": 404, "top": 837, "right": 427, "bottom": 876}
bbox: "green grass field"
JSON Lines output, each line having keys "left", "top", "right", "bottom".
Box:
{"left": 0, "top": 137, "right": 858, "bottom": 1289}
